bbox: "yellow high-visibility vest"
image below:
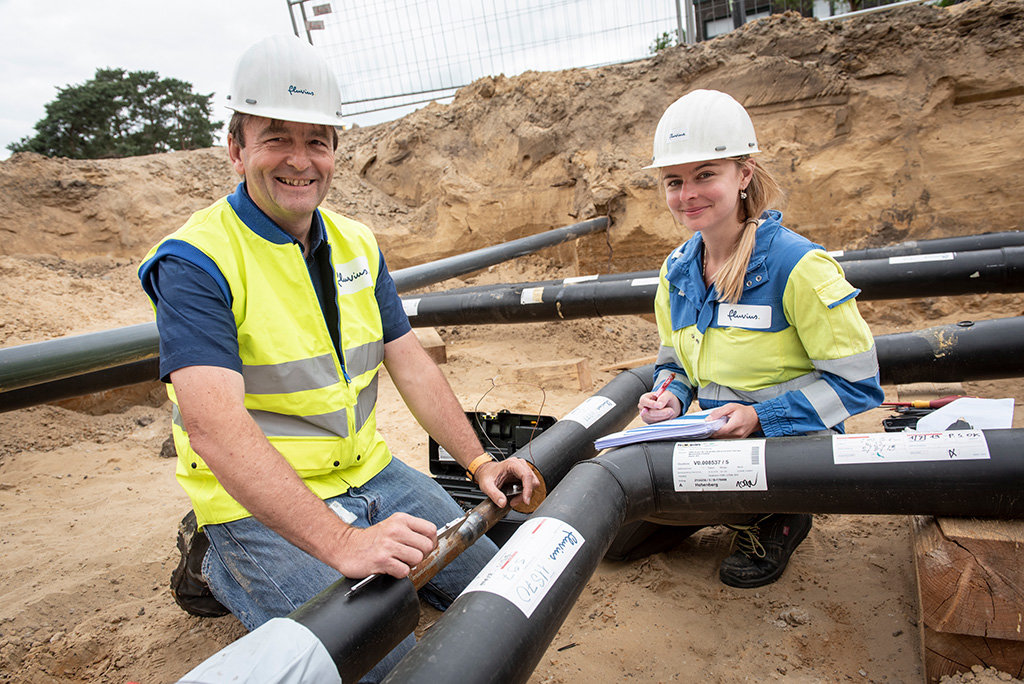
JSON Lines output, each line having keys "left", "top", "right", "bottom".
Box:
{"left": 140, "top": 197, "right": 391, "bottom": 527}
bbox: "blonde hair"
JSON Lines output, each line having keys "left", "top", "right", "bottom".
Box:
{"left": 711, "top": 158, "right": 784, "bottom": 303}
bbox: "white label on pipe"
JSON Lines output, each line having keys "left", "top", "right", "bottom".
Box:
{"left": 832, "top": 430, "right": 990, "bottom": 465}
{"left": 673, "top": 439, "right": 767, "bottom": 491}
{"left": 521, "top": 287, "right": 545, "bottom": 304}
{"left": 563, "top": 275, "right": 599, "bottom": 285}
{"left": 562, "top": 395, "right": 616, "bottom": 428}
{"left": 828, "top": 249, "right": 844, "bottom": 258}
{"left": 402, "top": 298, "right": 420, "bottom": 317}
{"left": 888, "top": 252, "right": 955, "bottom": 265}
{"left": 631, "top": 277, "right": 660, "bottom": 287}
{"left": 461, "top": 516, "right": 585, "bottom": 619}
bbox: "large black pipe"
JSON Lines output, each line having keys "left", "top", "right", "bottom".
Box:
{"left": 832, "top": 229, "right": 1024, "bottom": 262}
{"left": 2, "top": 243, "right": 1022, "bottom": 407}
{"left": 384, "top": 428, "right": 1024, "bottom": 684}
{"left": 410, "top": 233, "right": 1024, "bottom": 300}
{"left": 0, "top": 219, "right": 607, "bottom": 403}
{"left": 404, "top": 245, "right": 1024, "bottom": 323}
{"left": 875, "top": 316, "right": 1024, "bottom": 384}
{"left": 391, "top": 217, "right": 608, "bottom": 293}
{"left": 180, "top": 365, "right": 654, "bottom": 683}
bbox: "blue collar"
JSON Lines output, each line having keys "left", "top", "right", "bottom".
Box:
{"left": 664, "top": 210, "right": 784, "bottom": 297}
{"left": 226, "top": 182, "right": 326, "bottom": 253}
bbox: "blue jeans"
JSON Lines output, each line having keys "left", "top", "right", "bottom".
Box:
{"left": 202, "top": 457, "right": 498, "bottom": 683}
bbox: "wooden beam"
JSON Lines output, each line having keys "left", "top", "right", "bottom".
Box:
{"left": 413, "top": 327, "right": 447, "bottom": 365}
{"left": 913, "top": 516, "right": 1024, "bottom": 681}
{"left": 505, "top": 357, "right": 592, "bottom": 392}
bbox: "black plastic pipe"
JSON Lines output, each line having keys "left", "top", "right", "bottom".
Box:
{"left": 403, "top": 245, "right": 1024, "bottom": 323}
{"left": 181, "top": 365, "right": 654, "bottom": 683}
{"left": 832, "top": 229, "right": 1024, "bottom": 262}
{"left": 875, "top": 316, "right": 1024, "bottom": 384}
{"left": 384, "top": 428, "right": 1024, "bottom": 684}
{"left": 0, "top": 218, "right": 607, "bottom": 403}
{"left": 1, "top": 242, "right": 1022, "bottom": 407}
{"left": 391, "top": 217, "right": 608, "bottom": 293}
{"left": 411, "top": 234, "right": 1024, "bottom": 300}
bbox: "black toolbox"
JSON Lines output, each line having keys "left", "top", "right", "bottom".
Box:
{"left": 429, "top": 410, "right": 556, "bottom": 545}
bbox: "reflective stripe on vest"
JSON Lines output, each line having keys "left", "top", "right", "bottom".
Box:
{"left": 141, "top": 197, "right": 392, "bottom": 527}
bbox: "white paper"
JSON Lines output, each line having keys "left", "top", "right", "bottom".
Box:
{"left": 595, "top": 409, "right": 725, "bottom": 450}
{"left": 672, "top": 439, "right": 767, "bottom": 491}
{"left": 913, "top": 397, "right": 1014, "bottom": 432}
{"left": 461, "top": 517, "right": 584, "bottom": 618}
{"left": 563, "top": 395, "right": 616, "bottom": 429}
{"left": 832, "top": 430, "right": 990, "bottom": 465}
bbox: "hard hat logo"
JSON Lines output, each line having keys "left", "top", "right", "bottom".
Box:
{"left": 227, "top": 35, "right": 344, "bottom": 127}
{"left": 645, "top": 89, "right": 759, "bottom": 170}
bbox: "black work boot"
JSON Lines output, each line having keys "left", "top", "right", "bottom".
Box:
{"left": 718, "top": 513, "right": 812, "bottom": 589}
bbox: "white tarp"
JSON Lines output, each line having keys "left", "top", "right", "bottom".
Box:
{"left": 178, "top": 617, "right": 342, "bottom": 684}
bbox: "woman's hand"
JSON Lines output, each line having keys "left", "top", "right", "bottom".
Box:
{"left": 638, "top": 390, "right": 682, "bottom": 424}
{"left": 708, "top": 403, "right": 760, "bottom": 438}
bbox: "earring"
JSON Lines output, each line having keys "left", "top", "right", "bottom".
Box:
{"left": 739, "top": 190, "right": 748, "bottom": 200}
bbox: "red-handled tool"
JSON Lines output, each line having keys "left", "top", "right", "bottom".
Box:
{"left": 881, "top": 395, "right": 974, "bottom": 409}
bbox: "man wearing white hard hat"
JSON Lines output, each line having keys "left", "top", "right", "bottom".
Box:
{"left": 139, "top": 35, "right": 539, "bottom": 679}
{"left": 610, "top": 90, "right": 883, "bottom": 588}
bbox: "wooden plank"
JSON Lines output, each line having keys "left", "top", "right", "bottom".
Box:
{"left": 413, "top": 327, "right": 447, "bottom": 365}
{"left": 913, "top": 515, "right": 1024, "bottom": 681}
{"left": 505, "top": 357, "right": 592, "bottom": 391}
{"left": 599, "top": 355, "right": 657, "bottom": 372}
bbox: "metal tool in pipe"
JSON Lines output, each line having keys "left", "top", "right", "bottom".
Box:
{"left": 383, "top": 428, "right": 1024, "bottom": 684}
{"left": 175, "top": 365, "right": 654, "bottom": 684}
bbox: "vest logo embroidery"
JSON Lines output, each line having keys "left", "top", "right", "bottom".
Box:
{"left": 336, "top": 256, "right": 373, "bottom": 295}
{"left": 717, "top": 303, "right": 772, "bottom": 329}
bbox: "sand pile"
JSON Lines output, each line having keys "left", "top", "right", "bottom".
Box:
{"left": 1, "top": 0, "right": 1023, "bottom": 681}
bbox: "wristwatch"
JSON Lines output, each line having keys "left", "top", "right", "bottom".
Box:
{"left": 465, "top": 453, "right": 496, "bottom": 482}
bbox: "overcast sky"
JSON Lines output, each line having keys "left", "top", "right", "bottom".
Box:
{"left": 0, "top": 0, "right": 678, "bottom": 161}
{"left": 0, "top": 0, "right": 297, "bottom": 159}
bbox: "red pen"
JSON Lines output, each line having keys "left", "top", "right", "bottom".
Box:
{"left": 653, "top": 373, "right": 676, "bottom": 399}
{"left": 641, "top": 373, "right": 676, "bottom": 416}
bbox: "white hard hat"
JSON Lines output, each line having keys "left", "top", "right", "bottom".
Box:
{"left": 645, "top": 89, "right": 759, "bottom": 169}
{"left": 226, "top": 35, "right": 344, "bottom": 127}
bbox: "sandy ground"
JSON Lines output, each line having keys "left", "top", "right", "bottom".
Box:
{"left": 2, "top": 0, "right": 1024, "bottom": 681}
{"left": 1, "top": 249, "right": 1022, "bottom": 683}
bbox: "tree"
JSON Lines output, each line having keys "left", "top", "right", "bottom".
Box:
{"left": 8, "top": 68, "right": 222, "bottom": 159}
{"left": 649, "top": 31, "right": 679, "bottom": 55}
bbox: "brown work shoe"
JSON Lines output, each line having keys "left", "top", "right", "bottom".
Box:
{"left": 718, "top": 514, "right": 812, "bottom": 589}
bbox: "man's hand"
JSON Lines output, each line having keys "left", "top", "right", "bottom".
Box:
{"left": 707, "top": 403, "right": 760, "bottom": 438}
{"left": 638, "top": 389, "right": 682, "bottom": 424}
{"left": 474, "top": 457, "right": 541, "bottom": 510}
{"left": 332, "top": 512, "right": 438, "bottom": 580}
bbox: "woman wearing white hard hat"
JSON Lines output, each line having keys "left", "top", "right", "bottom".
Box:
{"left": 615, "top": 90, "right": 883, "bottom": 588}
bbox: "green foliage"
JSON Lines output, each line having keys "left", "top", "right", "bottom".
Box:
{"left": 649, "top": 30, "right": 678, "bottom": 55}
{"left": 8, "top": 68, "right": 222, "bottom": 159}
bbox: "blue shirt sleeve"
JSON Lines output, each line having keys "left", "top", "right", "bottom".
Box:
{"left": 143, "top": 256, "right": 242, "bottom": 382}
{"left": 376, "top": 251, "right": 411, "bottom": 343}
